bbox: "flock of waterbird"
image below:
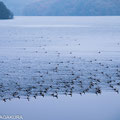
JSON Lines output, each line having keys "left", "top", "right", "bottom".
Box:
{"left": 0, "top": 24, "right": 120, "bottom": 102}
{"left": 0, "top": 42, "right": 120, "bottom": 102}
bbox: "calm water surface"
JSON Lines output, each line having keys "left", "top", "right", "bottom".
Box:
{"left": 0, "top": 92, "right": 120, "bottom": 120}
{"left": 0, "top": 16, "right": 120, "bottom": 120}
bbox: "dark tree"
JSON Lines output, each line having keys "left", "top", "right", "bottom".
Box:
{"left": 0, "top": 1, "right": 13, "bottom": 19}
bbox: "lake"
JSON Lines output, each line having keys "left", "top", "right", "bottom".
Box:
{"left": 0, "top": 16, "right": 120, "bottom": 120}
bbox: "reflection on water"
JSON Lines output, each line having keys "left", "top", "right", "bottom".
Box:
{"left": 0, "top": 92, "right": 120, "bottom": 120}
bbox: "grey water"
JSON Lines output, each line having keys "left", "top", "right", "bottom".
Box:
{"left": 0, "top": 16, "right": 120, "bottom": 120}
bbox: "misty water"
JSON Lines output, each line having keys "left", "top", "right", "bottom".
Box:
{"left": 0, "top": 16, "right": 120, "bottom": 120}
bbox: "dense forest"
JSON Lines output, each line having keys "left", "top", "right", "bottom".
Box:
{"left": 0, "top": 1, "right": 13, "bottom": 19}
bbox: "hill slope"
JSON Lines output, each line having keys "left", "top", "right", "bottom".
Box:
{"left": 1, "top": 0, "right": 120, "bottom": 16}
{"left": 0, "top": 1, "right": 13, "bottom": 19}
{"left": 24, "top": 0, "right": 120, "bottom": 16}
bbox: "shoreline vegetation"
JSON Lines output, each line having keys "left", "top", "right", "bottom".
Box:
{"left": 0, "top": 1, "right": 13, "bottom": 19}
